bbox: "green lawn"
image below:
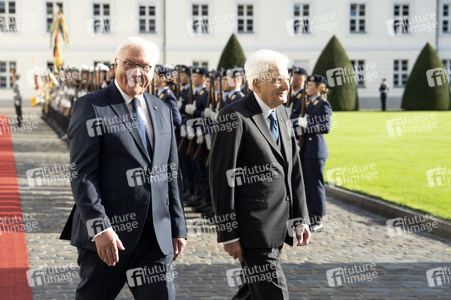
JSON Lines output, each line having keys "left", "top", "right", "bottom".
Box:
{"left": 323, "top": 111, "right": 451, "bottom": 221}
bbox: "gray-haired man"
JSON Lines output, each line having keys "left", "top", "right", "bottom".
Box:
{"left": 209, "top": 49, "right": 311, "bottom": 299}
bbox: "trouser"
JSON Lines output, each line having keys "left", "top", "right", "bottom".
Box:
{"left": 14, "top": 104, "right": 22, "bottom": 126}
{"left": 232, "top": 246, "right": 288, "bottom": 300}
{"left": 301, "top": 158, "right": 326, "bottom": 219}
{"left": 76, "top": 221, "right": 175, "bottom": 300}
{"left": 380, "top": 93, "right": 387, "bottom": 111}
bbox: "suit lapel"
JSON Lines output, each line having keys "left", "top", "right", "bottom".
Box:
{"left": 106, "top": 84, "right": 151, "bottom": 164}
{"left": 247, "top": 94, "right": 284, "bottom": 160}
{"left": 276, "top": 106, "right": 290, "bottom": 162}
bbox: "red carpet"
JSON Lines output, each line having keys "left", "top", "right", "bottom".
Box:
{"left": 0, "top": 115, "right": 32, "bottom": 299}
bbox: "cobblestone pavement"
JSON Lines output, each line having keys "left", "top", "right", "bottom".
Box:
{"left": 3, "top": 106, "right": 451, "bottom": 299}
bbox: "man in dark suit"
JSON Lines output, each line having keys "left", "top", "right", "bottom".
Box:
{"left": 209, "top": 50, "right": 311, "bottom": 300}
{"left": 60, "top": 37, "right": 187, "bottom": 300}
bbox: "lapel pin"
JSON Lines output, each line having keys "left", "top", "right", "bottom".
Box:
{"left": 154, "top": 106, "right": 158, "bottom": 110}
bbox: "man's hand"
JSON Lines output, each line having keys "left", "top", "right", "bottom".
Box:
{"left": 172, "top": 238, "right": 187, "bottom": 261}
{"left": 296, "top": 224, "right": 311, "bottom": 246}
{"left": 94, "top": 228, "right": 125, "bottom": 266}
{"left": 224, "top": 241, "right": 243, "bottom": 262}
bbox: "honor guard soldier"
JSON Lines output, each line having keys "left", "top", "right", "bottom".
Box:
{"left": 174, "top": 65, "right": 196, "bottom": 201}
{"left": 154, "top": 65, "right": 182, "bottom": 127}
{"left": 184, "top": 67, "right": 214, "bottom": 217}
{"left": 184, "top": 67, "right": 208, "bottom": 117}
{"left": 298, "top": 74, "right": 333, "bottom": 232}
{"left": 204, "top": 70, "right": 220, "bottom": 120}
{"left": 290, "top": 67, "right": 308, "bottom": 120}
{"left": 223, "top": 68, "right": 245, "bottom": 106}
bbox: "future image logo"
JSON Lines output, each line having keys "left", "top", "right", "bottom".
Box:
{"left": 426, "top": 68, "right": 449, "bottom": 87}
{"left": 426, "top": 266, "right": 451, "bottom": 287}
{"left": 386, "top": 114, "right": 438, "bottom": 137}
{"left": 426, "top": 167, "right": 451, "bottom": 187}
{"left": 386, "top": 215, "right": 438, "bottom": 237}
{"left": 326, "top": 263, "right": 377, "bottom": 287}
{"left": 226, "top": 164, "right": 277, "bottom": 187}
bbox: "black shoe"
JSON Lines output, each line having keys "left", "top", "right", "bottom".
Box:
{"left": 194, "top": 204, "right": 213, "bottom": 214}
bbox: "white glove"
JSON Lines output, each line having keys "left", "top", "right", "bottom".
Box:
{"left": 177, "top": 97, "right": 183, "bottom": 109}
{"left": 205, "top": 134, "right": 212, "bottom": 150}
{"left": 204, "top": 107, "right": 213, "bottom": 120}
{"left": 185, "top": 103, "right": 196, "bottom": 115}
{"left": 298, "top": 115, "right": 308, "bottom": 129}
{"left": 180, "top": 125, "right": 187, "bottom": 138}
{"left": 211, "top": 111, "right": 218, "bottom": 121}
{"left": 187, "top": 123, "right": 195, "bottom": 139}
{"left": 196, "top": 127, "right": 204, "bottom": 144}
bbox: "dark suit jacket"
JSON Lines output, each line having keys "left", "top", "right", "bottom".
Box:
{"left": 209, "top": 92, "right": 309, "bottom": 248}
{"left": 302, "top": 97, "right": 332, "bottom": 160}
{"left": 60, "top": 83, "right": 186, "bottom": 255}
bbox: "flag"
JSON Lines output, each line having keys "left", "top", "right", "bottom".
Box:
{"left": 50, "top": 6, "right": 69, "bottom": 71}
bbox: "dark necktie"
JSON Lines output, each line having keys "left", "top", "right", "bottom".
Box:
{"left": 268, "top": 111, "right": 279, "bottom": 144}
{"left": 131, "top": 98, "right": 153, "bottom": 159}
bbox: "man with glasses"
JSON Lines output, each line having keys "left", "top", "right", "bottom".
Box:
{"left": 60, "top": 37, "right": 187, "bottom": 300}
{"left": 209, "top": 49, "right": 311, "bottom": 300}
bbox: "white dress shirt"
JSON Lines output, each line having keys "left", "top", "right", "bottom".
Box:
{"left": 114, "top": 79, "right": 154, "bottom": 149}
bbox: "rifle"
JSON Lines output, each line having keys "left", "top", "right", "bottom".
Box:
{"left": 299, "top": 80, "right": 308, "bottom": 155}
{"left": 178, "top": 67, "right": 195, "bottom": 154}
{"left": 205, "top": 71, "right": 217, "bottom": 167}
{"left": 286, "top": 65, "right": 294, "bottom": 108}
{"left": 217, "top": 68, "right": 225, "bottom": 111}
{"left": 176, "top": 65, "right": 181, "bottom": 100}
{"left": 151, "top": 77, "right": 155, "bottom": 96}
{"left": 194, "top": 70, "right": 215, "bottom": 161}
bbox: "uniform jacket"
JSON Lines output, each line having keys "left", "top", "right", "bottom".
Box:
{"left": 301, "top": 96, "right": 333, "bottom": 160}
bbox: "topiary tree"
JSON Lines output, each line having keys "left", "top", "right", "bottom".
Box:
{"left": 312, "top": 35, "right": 358, "bottom": 111}
{"left": 401, "top": 43, "right": 450, "bottom": 110}
{"left": 217, "top": 34, "right": 246, "bottom": 70}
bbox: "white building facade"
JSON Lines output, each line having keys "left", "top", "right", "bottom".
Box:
{"left": 1, "top": 0, "right": 450, "bottom": 108}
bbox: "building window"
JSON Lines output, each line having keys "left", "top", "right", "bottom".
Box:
{"left": 191, "top": 4, "right": 208, "bottom": 34}
{"left": 392, "top": 4, "right": 410, "bottom": 35}
{"left": 293, "top": 4, "right": 310, "bottom": 34}
{"left": 193, "top": 61, "right": 208, "bottom": 69}
{"left": 139, "top": 4, "right": 156, "bottom": 33}
{"left": 0, "top": 1, "right": 17, "bottom": 33}
{"left": 442, "top": 59, "right": 451, "bottom": 83}
{"left": 46, "top": 2, "right": 63, "bottom": 32}
{"left": 0, "top": 61, "right": 16, "bottom": 89}
{"left": 93, "top": 3, "right": 110, "bottom": 34}
{"left": 237, "top": 4, "right": 253, "bottom": 33}
{"left": 443, "top": 4, "right": 451, "bottom": 33}
{"left": 350, "top": 4, "right": 365, "bottom": 33}
{"left": 393, "top": 60, "right": 408, "bottom": 87}
{"left": 351, "top": 60, "right": 365, "bottom": 87}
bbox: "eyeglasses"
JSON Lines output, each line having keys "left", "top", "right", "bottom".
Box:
{"left": 267, "top": 76, "right": 292, "bottom": 85}
{"left": 117, "top": 58, "right": 152, "bottom": 73}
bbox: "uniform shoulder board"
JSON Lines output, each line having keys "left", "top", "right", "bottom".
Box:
{"left": 296, "top": 93, "right": 302, "bottom": 99}
{"left": 231, "top": 94, "right": 236, "bottom": 100}
{"left": 200, "top": 90, "right": 205, "bottom": 96}
{"left": 159, "top": 93, "right": 165, "bottom": 99}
